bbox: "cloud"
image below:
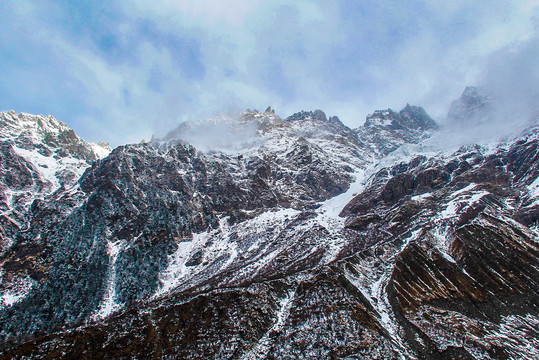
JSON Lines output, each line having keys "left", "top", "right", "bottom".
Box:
{"left": 162, "top": 114, "right": 261, "bottom": 153}
{"left": 0, "top": 0, "right": 537, "bottom": 146}
{"left": 127, "top": 0, "right": 264, "bottom": 27}
{"left": 420, "top": 34, "right": 539, "bottom": 150}
{"left": 478, "top": 36, "right": 539, "bottom": 118}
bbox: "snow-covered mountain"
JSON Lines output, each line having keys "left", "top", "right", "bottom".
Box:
{"left": 0, "top": 111, "right": 111, "bottom": 254}
{"left": 0, "top": 95, "right": 538, "bottom": 359}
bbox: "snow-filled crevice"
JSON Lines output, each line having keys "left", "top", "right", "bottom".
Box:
{"left": 342, "top": 228, "right": 425, "bottom": 358}
{"left": 92, "top": 239, "right": 125, "bottom": 320}
{"left": 240, "top": 289, "right": 297, "bottom": 360}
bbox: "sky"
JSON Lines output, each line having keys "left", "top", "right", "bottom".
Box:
{"left": 0, "top": 0, "right": 537, "bottom": 146}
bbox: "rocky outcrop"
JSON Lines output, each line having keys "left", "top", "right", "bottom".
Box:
{"left": 0, "top": 111, "right": 110, "bottom": 164}
{"left": 339, "top": 129, "right": 539, "bottom": 359}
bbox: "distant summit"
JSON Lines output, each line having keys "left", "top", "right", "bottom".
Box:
{"left": 264, "top": 106, "right": 275, "bottom": 114}
{"left": 358, "top": 104, "right": 437, "bottom": 155}
{"left": 0, "top": 111, "right": 111, "bottom": 162}
{"left": 447, "top": 86, "right": 493, "bottom": 124}
{"left": 286, "top": 109, "right": 327, "bottom": 122}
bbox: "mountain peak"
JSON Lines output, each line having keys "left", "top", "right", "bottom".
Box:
{"left": 2, "top": 111, "right": 70, "bottom": 137}
{"left": 399, "top": 104, "right": 438, "bottom": 130}
{"left": 461, "top": 85, "right": 486, "bottom": 99}
{"left": 364, "top": 105, "right": 436, "bottom": 131}
{"left": 0, "top": 111, "right": 111, "bottom": 163}
{"left": 358, "top": 105, "right": 437, "bottom": 156}
{"left": 447, "top": 86, "right": 493, "bottom": 123}
{"left": 264, "top": 106, "right": 275, "bottom": 114}
{"left": 286, "top": 109, "right": 327, "bottom": 122}
{"left": 364, "top": 109, "right": 398, "bottom": 127}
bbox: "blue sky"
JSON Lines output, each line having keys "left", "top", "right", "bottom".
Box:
{"left": 0, "top": 0, "right": 537, "bottom": 145}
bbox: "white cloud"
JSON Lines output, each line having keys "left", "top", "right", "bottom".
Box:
{"left": 82, "top": 1, "right": 539, "bottom": 141}
{"left": 2, "top": 0, "right": 537, "bottom": 145}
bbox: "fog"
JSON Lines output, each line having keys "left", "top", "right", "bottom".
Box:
{"left": 432, "top": 35, "right": 539, "bottom": 149}
{"left": 158, "top": 32, "right": 539, "bottom": 155}
{"left": 161, "top": 114, "right": 262, "bottom": 153}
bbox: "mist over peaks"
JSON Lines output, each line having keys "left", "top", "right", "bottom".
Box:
{"left": 160, "top": 113, "right": 263, "bottom": 153}
{"left": 435, "top": 36, "right": 539, "bottom": 147}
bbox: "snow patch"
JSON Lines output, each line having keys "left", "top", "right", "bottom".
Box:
{"left": 430, "top": 228, "right": 454, "bottom": 259}
{"left": 528, "top": 176, "right": 539, "bottom": 201}
{"left": 411, "top": 192, "right": 432, "bottom": 202}
{"left": 88, "top": 142, "right": 112, "bottom": 159}
{"left": 313, "top": 168, "right": 370, "bottom": 263}
{"left": 315, "top": 168, "right": 366, "bottom": 233}
{"left": 399, "top": 228, "right": 423, "bottom": 253}
{"left": 240, "top": 289, "right": 296, "bottom": 360}
{"left": 0, "top": 275, "right": 35, "bottom": 308}
{"left": 439, "top": 186, "right": 489, "bottom": 220}
{"left": 157, "top": 232, "right": 209, "bottom": 296}
{"left": 452, "top": 183, "right": 477, "bottom": 197}
{"left": 92, "top": 239, "right": 125, "bottom": 320}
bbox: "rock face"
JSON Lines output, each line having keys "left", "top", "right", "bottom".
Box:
{"left": 0, "top": 98, "right": 538, "bottom": 359}
{"left": 341, "top": 136, "right": 539, "bottom": 359}
{"left": 357, "top": 105, "right": 437, "bottom": 155}
{"left": 0, "top": 111, "right": 111, "bottom": 254}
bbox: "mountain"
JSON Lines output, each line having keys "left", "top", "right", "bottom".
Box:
{"left": 0, "top": 111, "right": 111, "bottom": 254}
{"left": 357, "top": 104, "right": 437, "bottom": 155}
{"left": 0, "top": 98, "right": 538, "bottom": 359}
{"left": 447, "top": 86, "right": 494, "bottom": 124}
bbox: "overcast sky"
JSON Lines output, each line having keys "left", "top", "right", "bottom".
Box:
{"left": 1, "top": 0, "right": 537, "bottom": 145}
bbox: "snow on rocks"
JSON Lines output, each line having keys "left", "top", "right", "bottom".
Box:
{"left": 527, "top": 176, "right": 539, "bottom": 202}
{"left": 240, "top": 289, "right": 297, "bottom": 360}
{"left": 0, "top": 111, "right": 111, "bottom": 228}
{"left": 156, "top": 231, "right": 212, "bottom": 297}
{"left": 439, "top": 186, "right": 489, "bottom": 220}
{"left": 92, "top": 239, "right": 125, "bottom": 320}
{"left": 7, "top": 103, "right": 539, "bottom": 358}
{"left": 0, "top": 273, "right": 35, "bottom": 309}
